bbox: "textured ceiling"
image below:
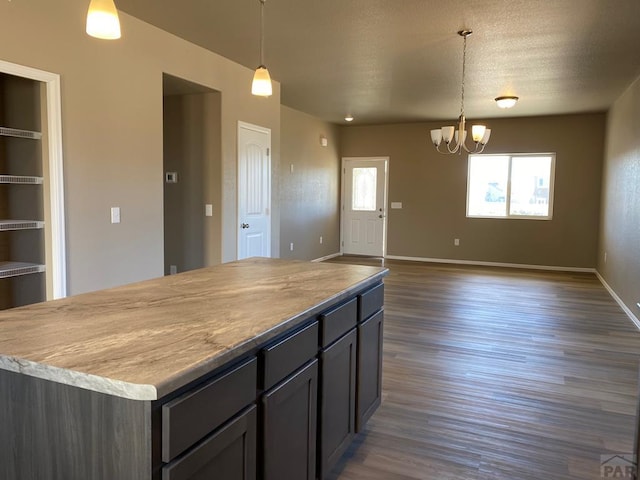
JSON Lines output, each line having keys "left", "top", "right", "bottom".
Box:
{"left": 117, "top": 0, "right": 640, "bottom": 124}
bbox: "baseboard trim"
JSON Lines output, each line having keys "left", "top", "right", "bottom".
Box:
{"left": 384, "top": 255, "right": 597, "bottom": 273}
{"left": 595, "top": 271, "right": 640, "bottom": 331}
{"left": 312, "top": 252, "right": 342, "bottom": 263}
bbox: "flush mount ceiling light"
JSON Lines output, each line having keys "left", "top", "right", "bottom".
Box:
{"left": 251, "top": 0, "right": 273, "bottom": 97}
{"left": 430, "top": 30, "right": 491, "bottom": 155}
{"left": 345, "top": 115, "right": 354, "bottom": 122}
{"left": 495, "top": 96, "right": 519, "bottom": 109}
{"left": 86, "top": 0, "right": 121, "bottom": 40}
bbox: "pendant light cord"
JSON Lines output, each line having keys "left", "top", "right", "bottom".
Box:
{"left": 259, "top": 0, "right": 266, "bottom": 67}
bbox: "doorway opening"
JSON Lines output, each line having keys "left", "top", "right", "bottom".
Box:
{"left": 162, "top": 74, "right": 221, "bottom": 275}
{"left": 340, "top": 157, "right": 389, "bottom": 258}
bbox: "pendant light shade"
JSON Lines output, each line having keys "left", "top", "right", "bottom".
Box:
{"left": 86, "top": 0, "right": 121, "bottom": 40}
{"left": 252, "top": 66, "right": 273, "bottom": 97}
{"left": 252, "top": 0, "right": 272, "bottom": 97}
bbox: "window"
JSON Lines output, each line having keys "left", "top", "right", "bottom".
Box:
{"left": 467, "top": 153, "right": 555, "bottom": 219}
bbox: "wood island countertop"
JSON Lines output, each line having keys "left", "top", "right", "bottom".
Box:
{"left": 0, "top": 258, "right": 387, "bottom": 401}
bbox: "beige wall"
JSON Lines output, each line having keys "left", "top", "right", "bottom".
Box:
{"left": 280, "top": 106, "right": 340, "bottom": 260}
{"left": 598, "top": 76, "right": 640, "bottom": 319}
{"left": 163, "top": 91, "right": 222, "bottom": 274}
{"left": 340, "top": 113, "right": 605, "bottom": 268}
{"left": 0, "top": 0, "right": 280, "bottom": 295}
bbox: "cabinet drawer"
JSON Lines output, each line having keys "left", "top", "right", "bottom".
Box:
{"left": 358, "top": 283, "right": 384, "bottom": 322}
{"left": 162, "top": 405, "right": 257, "bottom": 480}
{"left": 262, "top": 321, "right": 318, "bottom": 391}
{"left": 319, "top": 297, "right": 357, "bottom": 347}
{"left": 162, "top": 357, "right": 257, "bottom": 463}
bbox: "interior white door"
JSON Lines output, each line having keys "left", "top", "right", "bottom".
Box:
{"left": 341, "top": 157, "right": 388, "bottom": 256}
{"left": 238, "top": 122, "right": 271, "bottom": 259}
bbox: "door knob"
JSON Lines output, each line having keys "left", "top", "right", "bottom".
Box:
{"left": 241, "top": 223, "right": 250, "bottom": 229}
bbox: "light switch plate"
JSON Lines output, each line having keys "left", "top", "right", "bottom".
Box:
{"left": 205, "top": 204, "right": 213, "bottom": 217}
{"left": 110, "top": 207, "right": 120, "bottom": 224}
{"left": 391, "top": 202, "right": 403, "bottom": 209}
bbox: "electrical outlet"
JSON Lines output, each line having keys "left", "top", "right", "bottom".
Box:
{"left": 290, "top": 242, "right": 294, "bottom": 251}
{"left": 320, "top": 236, "right": 323, "bottom": 244}
{"left": 169, "top": 265, "right": 177, "bottom": 275}
{"left": 454, "top": 238, "right": 460, "bottom": 246}
{"left": 604, "top": 252, "right": 607, "bottom": 263}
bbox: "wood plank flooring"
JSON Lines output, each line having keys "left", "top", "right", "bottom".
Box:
{"left": 325, "top": 257, "right": 640, "bottom": 480}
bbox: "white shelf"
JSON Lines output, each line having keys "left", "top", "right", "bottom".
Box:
{"left": 0, "top": 261, "right": 45, "bottom": 279}
{"left": 0, "top": 219, "right": 44, "bottom": 231}
{"left": 0, "top": 175, "right": 43, "bottom": 184}
{"left": 0, "top": 126, "right": 42, "bottom": 140}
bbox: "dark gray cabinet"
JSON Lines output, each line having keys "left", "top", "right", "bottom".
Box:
{"left": 262, "top": 360, "right": 318, "bottom": 480}
{"left": 318, "top": 328, "right": 358, "bottom": 479}
{"left": 356, "top": 309, "right": 383, "bottom": 432}
{"left": 260, "top": 321, "right": 319, "bottom": 480}
{"left": 162, "top": 358, "right": 257, "bottom": 462}
{"left": 161, "top": 406, "right": 257, "bottom": 480}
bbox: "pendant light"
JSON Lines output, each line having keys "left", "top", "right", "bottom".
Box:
{"left": 86, "top": 0, "right": 121, "bottom": 40}
{"left": 430, "top": 30, "right": 490, "bottom": 154}
{"left": 251, "top": 0, "right": 273, "bottom": 97}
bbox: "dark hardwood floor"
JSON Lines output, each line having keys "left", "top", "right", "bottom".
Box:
{"left": 326, "top": 256, "right": 640, "bottom": 479}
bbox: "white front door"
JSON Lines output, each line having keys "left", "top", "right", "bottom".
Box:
{"left": 341, "top": 157, "right": 388, "bottom": 257}
{"left": 238, "top": 122, "right": 271, "bottom": 259}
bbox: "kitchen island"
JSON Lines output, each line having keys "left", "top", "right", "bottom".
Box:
{"left": 0, "top": 257, "right": 387, "bottom": 480}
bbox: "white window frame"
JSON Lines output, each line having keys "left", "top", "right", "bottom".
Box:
{"left": 466, "top": 153, "right": 556, "bottom": 220}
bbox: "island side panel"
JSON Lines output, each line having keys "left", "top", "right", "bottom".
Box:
{"left": 0, "top": 369, "right": 152, "bottom": 480}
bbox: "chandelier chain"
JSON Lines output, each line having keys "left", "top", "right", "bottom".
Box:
{"left": 460, "top": 33, "right": 467, "bottom": 117}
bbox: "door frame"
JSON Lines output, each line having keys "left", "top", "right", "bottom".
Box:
{"left": 340, "top": 157, "right": 389, "bottom": 257}
{"left": 0, "top": 60, "right": 66, "bottom": 299}
{"left": 237, "top": 121, "right": 271, "bottom": 259}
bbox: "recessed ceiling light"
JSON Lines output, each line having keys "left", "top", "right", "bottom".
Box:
{"left": 495, "top": 96, "right": 519, "bottom": 109}
{"left": 345, "top": 115, "right": 354, "bottom": 122}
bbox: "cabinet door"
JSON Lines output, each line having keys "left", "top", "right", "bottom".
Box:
{"left": 356, "top": 310, "right": 383, "bottom": 432}
{"left": 162, "top": 405, "right": 256, "bottom": 480}
{"left": 262, "top": 359, "right": 318, "bottom": 480}
{"left": 318, "top": 328, "right": 357, "bottom": 479}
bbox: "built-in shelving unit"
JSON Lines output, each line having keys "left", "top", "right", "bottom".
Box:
{"left": 0, "top": 72, "right": 47, "bottom": 309}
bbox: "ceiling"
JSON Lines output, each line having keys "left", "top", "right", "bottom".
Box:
{"left": 117, "top": 0, "right": 640, "bottom": 125}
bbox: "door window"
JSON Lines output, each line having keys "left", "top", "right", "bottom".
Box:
{"left": 352, "top": 167, "right": 377, "bottom": 211}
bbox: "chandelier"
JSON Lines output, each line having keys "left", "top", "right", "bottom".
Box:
{"left": 430, "top": 30, "right": 490, "bottom": 154}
